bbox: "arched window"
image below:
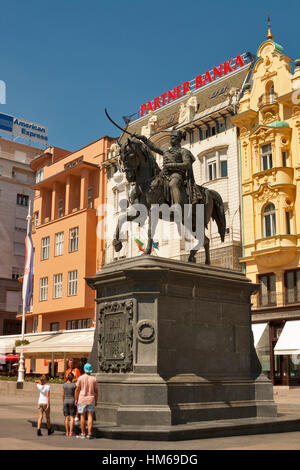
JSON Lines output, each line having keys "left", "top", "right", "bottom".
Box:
{"left": 263, "top": 203, "right": 276, "bottom": 237}
{"left": 266, "top": 82, "right": 275, "bottom": 104}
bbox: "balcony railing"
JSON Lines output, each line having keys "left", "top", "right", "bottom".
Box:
{"left": 251, "top": 291, "right": 300, "bottom": 309}
{"left": 258, "top": 92, "right": 278, "bottom": 108}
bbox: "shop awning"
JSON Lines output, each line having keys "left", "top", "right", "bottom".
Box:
{"left": 0, "top": 328, "right": 95, "bottom": 359}
{"left": 252, "top": 323, "right": 268, "bottom": 348}
{"left": 15, "top": 329, "right": 95, "bottom": 359}
{"left": 274, "top": 320, "right": 300, "bottom": 355}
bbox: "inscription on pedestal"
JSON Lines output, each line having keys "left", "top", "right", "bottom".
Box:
{"left": 98, "top": 299, "right": 133, "bottom": 372}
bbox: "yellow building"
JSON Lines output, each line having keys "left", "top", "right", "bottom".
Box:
{"left": 232, "top": 24, "right": 300, "bottom": 385}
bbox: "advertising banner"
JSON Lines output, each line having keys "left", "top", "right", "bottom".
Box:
{"left": 0, "top": 112, "right": 48, "bottom": 145}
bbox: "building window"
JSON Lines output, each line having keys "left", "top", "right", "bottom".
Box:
{"left": 286, "top": 211, "right": 292, "bottom": 235}
{"left": 33, "top": 211, "right": 39, "bottom": 228}
{"left": 282, "top": 151, "right": 288, "bottom": 167}
{"left": 87, "top": 187, "right": 92, "bottom": 208}
{"left": 263, "top": 203, "right": 276, "bottom": 237}
{"left": 58, "top": 199, "right": 63, "bottom": 218}
{"left": 41, "top": 236, "right": 50, "bottom": 260}
{"left": 266, "top": 82, "right": 275, "bottom": 104}
{"left": 50, "top": 322, "right": 60, "bottom": 331}
{"left": 33, "top": 316, "right": 38, "bottom": 333}
{"left": 220, "top": 160, "right": 228, "bottom": 177}
{"left": 16, "top": 194, "right": 29, "bottom": 206}
{"left": 12, "top": 267, "right": 21, "bottom": 280}
{"left": 259, "top": 273, "right": 276, "bottom": 306}
{"left": 68, "top": 270, "right": 78, "bottom": 296}
{"left": 261, "top": 143, "right": 273, "bottom": 171}
{"left": 55, "top": 232, "right": 64, "bottom": 256}
{"left": 208, "top": 160, "right": 217, "bottom": 181}
{"left": 285, "top": 270, "right": 300, "bottom": 304}
{"left": 69, "top": 227, "right": 79, "bottom": 252}
{"left": 219, "top": 120, "right": 226, "bottom": 132}
{"left": 205, "top": 150, "right": 228, "bottom": 181}
{"left": 53, "top": 273, "right": 63, "bottom": 299}
{"left": 66, "top": 318, "right": 91, "bottom": 330}
{"left": 36, "top": 168, "right": 44, "bottom": 183}
{"left": 40, "top": 277, "right": 48, "bottom": 301}
{"left": 190, "top": 129, "right": 194, "bottom": 144}
{"left": 220, "top": 150, "right": 228, "bottom": 178}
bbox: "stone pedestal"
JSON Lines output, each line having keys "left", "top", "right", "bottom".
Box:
{"left": 86, "top": 256, "right": 277, "bottom": 428}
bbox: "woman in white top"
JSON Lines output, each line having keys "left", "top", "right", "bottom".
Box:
{"left": 35, "top": 375, "right": 54, "bottom": 436}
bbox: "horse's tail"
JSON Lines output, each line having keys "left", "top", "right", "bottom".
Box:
{"left": 209, "top": 189, "right": 226, "bottom": 242}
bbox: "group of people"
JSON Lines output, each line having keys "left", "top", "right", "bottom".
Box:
{"left": 35, "top": 358, "right": 98, "bottom": 439}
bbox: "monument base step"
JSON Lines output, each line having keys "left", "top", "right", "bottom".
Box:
{"left": 29, "top": 414, "right": 300, "bottom": 441}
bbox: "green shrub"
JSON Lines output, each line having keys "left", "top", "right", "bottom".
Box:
{"left": 15, "top": 339, "right": 30, "bottom": 347}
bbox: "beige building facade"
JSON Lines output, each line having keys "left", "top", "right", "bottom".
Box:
{"left": 0, "top": 138, "right": 41, "bottom": 335}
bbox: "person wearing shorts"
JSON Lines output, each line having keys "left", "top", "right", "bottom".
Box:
{"left": 65, "top": 358, "right": 81, "bottom": 422}
{"left": 35, "top": 375, "right": 54, "bottom": 436}
{"left": 62, "top": 372, "right": 77, "bottom": 436}
{"left": 75, "top": 363, "right": 98, "bottom": 439}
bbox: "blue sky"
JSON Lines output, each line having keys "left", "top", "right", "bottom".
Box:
{"left": 0, "top": 0, "right": 299, "bottom": 152}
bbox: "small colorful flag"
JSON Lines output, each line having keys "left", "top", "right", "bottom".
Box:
{"left": 134, "top": 238, "right": 144, "bottom": 252}
{"left": 152, "top": 241, "right": 159, "bottom": 250}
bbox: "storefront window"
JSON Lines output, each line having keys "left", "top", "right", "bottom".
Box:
{"left": 290, "top": 355, "right": 300, "bottom": 379}
{"left": 255, "top": 324, "right": 271, "bottom": 378}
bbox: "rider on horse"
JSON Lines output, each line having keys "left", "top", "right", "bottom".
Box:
{"left": 133, "top": 129, "right": 205, "bottom": 207}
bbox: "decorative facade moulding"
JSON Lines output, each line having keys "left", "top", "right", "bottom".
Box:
{"left": 98, "top": 299, "right": 134, "bottom": 373}
{"left": 292, "top": 107, "right": 300, "bottom": 118}
{"left": 261, "top": 70, "right": 277, "bottom": 82}
{"left": 250, "top": 127, "right": 276, "bottom": 143}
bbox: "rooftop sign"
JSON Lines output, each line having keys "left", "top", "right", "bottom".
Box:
{"left": 0, "top": 112, "right": 48, "bottom": 145}
{"left": 140, "top": 52, "right": 252, "bottom": 117}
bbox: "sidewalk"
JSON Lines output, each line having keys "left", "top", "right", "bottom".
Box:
{"left": 8, "top": 382, "right": 300, "bottom": 441}
{"left": 2, "top": 386, "right": 300, "bottom": 449}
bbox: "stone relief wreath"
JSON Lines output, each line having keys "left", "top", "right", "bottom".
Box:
{"left": 136, "top": 320, "right": 155, "bottom": 343}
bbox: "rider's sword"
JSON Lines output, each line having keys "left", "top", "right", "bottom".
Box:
{"left": 105, "top": 109, "right": 133, "bottom": 137}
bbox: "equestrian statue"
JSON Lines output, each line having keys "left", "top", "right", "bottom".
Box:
{"left": 106, "top": 111, "right": 226, "bottom": 264}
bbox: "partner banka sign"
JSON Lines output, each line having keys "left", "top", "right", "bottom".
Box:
{"left": 140, "top": 52, "right": 252, "bottom": 117}
{"left": 0, "top": 112, "right": 48, "bottom": 144}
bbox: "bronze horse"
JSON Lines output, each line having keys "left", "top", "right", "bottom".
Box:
{"left": 113, "top": 137, "right": 226, "bottom": 264}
